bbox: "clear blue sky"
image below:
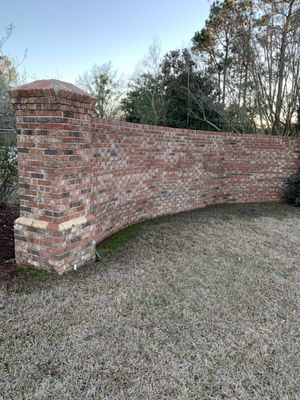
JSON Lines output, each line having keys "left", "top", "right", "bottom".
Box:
{"left": 1, "top": 0, "right": 210, "bottom": 84}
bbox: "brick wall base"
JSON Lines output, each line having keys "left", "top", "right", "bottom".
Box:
{"left": 14, "top": 215, "right": 95, "bottom": 273}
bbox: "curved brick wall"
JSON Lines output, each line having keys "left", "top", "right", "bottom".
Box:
{"left": 88, "top": 119, "right": 300, "bottom": 243}
{"left": 9, "top": 80, "right": 300, "bottom": 273}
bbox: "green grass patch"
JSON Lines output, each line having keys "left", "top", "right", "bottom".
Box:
{"left": 16, "top": 264, "right": 50, "bottom": 278}
{"left": 97, "top": 224, "right": 142, "bottom": 259}
{"left": 96, "top": 215, "right": 172, "bottom": 259}
{"left": 152, "top": 294, "right": 170, "bottom": 309}
{"left": 144, "top": 215, "right": 172, "bottom": 226}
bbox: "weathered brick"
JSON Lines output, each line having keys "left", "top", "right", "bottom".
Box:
{"left": 9, "top": 79, "right": 300, "bottom": 274}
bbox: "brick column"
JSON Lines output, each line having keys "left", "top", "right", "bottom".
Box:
{"left": 9, "top": 80, "right": 96, "bottom": 273}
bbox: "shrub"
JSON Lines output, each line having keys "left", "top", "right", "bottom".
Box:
{"left": 0, "top": 147, "right": 18, "bottom": 207}
{"left": 282, "top": 170, "right": 300, "bottom": 206}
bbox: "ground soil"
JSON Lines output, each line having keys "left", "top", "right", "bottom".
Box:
{"left": 0, "top": 204, "right": 19, "bottom": 262}
{"left": 0, "top": 203, "right": 299, "bottom": 399}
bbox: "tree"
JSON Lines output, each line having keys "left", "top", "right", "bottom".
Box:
{"left": 122, "top": 38, "right": 168, "bottom": 125}
{"left": 192, "top": 0, "right": 300, "bottom": 135}
{"left": 125, "top": 37, "right": 168, "bottom": 126}
{"left": 121, "top": 73, "right": 167, "bottom": 125}
{"left": 192, "top": 0, "right": 242, "bottom": 106}
{"left": 122, "top": 45, "right": 224, "bottom": 130}
{"left": 76, "top": 62, "right": 123, "bottom": 119}
{"left": 161, "top": 48, "right": 223, "bottom": 130}
{"left": 249, "top": 0, "right": 300, "bottom": 135}
{"left": 0, "top": 24, "right": 17, "bottom": 130}
{"left": 126, "top": 0, "right": 300, "bottom": 135}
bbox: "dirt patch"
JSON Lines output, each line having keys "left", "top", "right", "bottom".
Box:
{"left": 0, "top": 204, "right": 299, "bottom": 399}
{"left": 0, "top": 204, "right": 19, "bottom": 262}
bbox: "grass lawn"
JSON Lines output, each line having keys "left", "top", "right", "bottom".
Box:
{"left": 0, "top": 204, "right": 299, "bottom": 399}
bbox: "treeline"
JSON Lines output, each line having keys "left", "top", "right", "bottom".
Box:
{"left": 78, "top": 0, "right": 300, "bottom": 135}
{"left": 1, "top": 1, "right": 300, "bottom": 136}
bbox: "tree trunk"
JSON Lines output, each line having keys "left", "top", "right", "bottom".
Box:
{"left": 272, "top": 1, "right": 295, "bottom": 134}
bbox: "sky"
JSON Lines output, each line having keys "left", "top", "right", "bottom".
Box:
{"left": 0, "top": 0, "right": 210, "bottom": 84}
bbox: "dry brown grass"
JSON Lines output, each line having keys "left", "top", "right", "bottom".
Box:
{"left": 1, "top": 204, "right": 299, "bottom": 399}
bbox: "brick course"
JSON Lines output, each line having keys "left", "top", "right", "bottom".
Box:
{"left": 9, "top": 80, "right": 300, "bottom": 273}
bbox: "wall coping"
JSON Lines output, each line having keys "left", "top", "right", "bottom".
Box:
{"left": 9, "top": 79, "right": 95, "bottom": 104}
{"left": 90, "top": 117, "right": 300, "bottom": 140}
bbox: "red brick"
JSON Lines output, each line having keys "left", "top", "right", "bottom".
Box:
{"left": 9, "top": 79, "right": 300, "bottom": 274}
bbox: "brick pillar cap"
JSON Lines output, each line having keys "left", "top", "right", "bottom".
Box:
{"left": 9, "top": 79, "right": 95, "bottom": 104}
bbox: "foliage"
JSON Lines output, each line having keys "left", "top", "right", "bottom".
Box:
{"left": 0, "top": 147, "right": 18, "bottom": 207}
{"left": 192, "top": 0, "right": 300, "bottom": 135}
{"left": 76, "top": 62, "right": 123, "bottom": 119}
{"left": 282, "top": 171, "right": 300, "bottom": 206}
{"left": 0, "top": 129, "right": 16, "bottom": 146}
{"left": 122, "top": 38, "right": 168, "bottom": 126}
{"left": 122, "top": 47, "right": 223, "bottom": 130}
{"left": 76, "top": 1, "right": 300, "bottom": 135}
{"left": 161, "top": 48, "right": 221, "bottom": 130}
{"left": 121, "top": 73, "right": 168, "bottom": 126}
{"left": 0, "top": 24, "right": 17, "bottom": 130}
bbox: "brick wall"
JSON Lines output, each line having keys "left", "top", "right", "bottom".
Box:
{"left": 9, "top": 80, "right": 300, "bottom": 273}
